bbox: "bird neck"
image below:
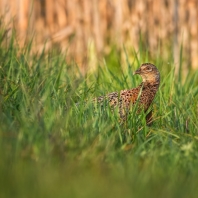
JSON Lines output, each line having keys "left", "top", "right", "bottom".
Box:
{"left": 141, "top": 81, "right": 160, "bottom": 90}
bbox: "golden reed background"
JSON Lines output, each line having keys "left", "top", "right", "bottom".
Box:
{"left": 0, "top": 0, "right": 198, "bottom": 71}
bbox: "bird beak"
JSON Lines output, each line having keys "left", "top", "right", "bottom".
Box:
{"left": 133, "top": 68, "right": 141, "bottom": 75}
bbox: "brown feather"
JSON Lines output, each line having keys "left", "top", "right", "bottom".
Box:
{"left": 94, "top": 63, "right": 160, "bottom": 124}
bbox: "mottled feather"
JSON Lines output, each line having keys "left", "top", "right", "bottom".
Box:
{"left": 94, "top": 63, "right": 160, "bottom": 124}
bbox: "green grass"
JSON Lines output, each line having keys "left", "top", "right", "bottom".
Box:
{"left": 1, "top": 27, "right": 198, "bottom": 198}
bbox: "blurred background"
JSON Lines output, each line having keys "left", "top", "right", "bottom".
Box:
{"left": 0, "top": 0, "right": 197, "bottom": 72}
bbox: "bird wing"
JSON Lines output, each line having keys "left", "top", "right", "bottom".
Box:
{"left": 94, "top": 92, "right": 119, "bottom": 108}
{"left": 118, "top": 87, "right": 141, "bottom": 118}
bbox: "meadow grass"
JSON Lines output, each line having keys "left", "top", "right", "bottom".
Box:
{"left": 0, "top": 28, "right": 198, "bottom": 198}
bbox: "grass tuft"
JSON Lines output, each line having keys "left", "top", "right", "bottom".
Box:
{"left": 0, "top": 26, "right": 198, "bottom": 198}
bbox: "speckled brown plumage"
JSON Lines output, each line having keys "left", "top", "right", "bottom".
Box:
{"left": 95, "top": 63, "right": 160, "bottom": 124}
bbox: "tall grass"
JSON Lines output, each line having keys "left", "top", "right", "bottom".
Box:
{"left": 0, "top": 27, "right": 198, "bottom": 198}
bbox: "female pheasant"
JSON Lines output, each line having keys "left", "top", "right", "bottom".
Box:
{"left": 95, "top": 63, "right": 160, "bottom": 124}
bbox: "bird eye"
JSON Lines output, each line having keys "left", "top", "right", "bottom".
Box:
{"left": 145, "top": 66, "right": 152, "bottom": 71}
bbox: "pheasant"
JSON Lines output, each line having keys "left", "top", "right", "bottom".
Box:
{"left": 94, "top": 63, "right": 160, "bottom": 124}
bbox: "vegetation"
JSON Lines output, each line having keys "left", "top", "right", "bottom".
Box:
{"left": 0, "top": 28, "right": 198, "bottom": 198}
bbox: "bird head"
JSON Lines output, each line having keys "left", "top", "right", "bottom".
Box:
{"left": 133, "top": 63, "right": 160, "bottom": 84}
